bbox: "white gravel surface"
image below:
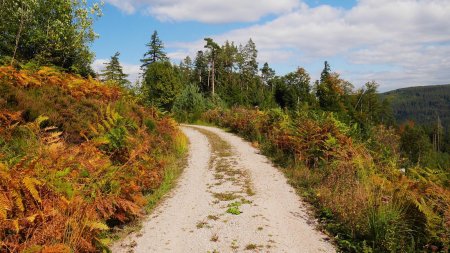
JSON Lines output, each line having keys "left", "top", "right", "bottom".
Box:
{"left": 112, "top": 125, "right": 335, "bottom": 253}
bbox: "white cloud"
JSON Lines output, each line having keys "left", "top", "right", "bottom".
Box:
{"left": 103, "top": 0, "right": 299, "bottom": 23}
{"left": 102, "top": 0, "right": 136, "bottom": 14}
{"left": 92, "top": 59, "right": 142, "bottom": 85}
{"left": 103, "top": 0, "right": 450, "bottom": 90}
{"left": 168, "top": 0, "right": 450, "bottom": 90}
{"left": 92, "top": 59, "right": 108, "bottom": 74}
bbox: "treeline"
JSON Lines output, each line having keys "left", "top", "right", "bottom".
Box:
{"left": 137, "top": 31, "right": 393, "bottom": 127}
{"left": 132, "top": 31, "right": 449, "bottom": 170}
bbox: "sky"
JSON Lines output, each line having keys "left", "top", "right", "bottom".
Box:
{"left": 90, "top": 0, "right": 450, "bottom": 92}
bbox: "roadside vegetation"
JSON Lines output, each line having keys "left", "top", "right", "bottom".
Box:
{"left": 0, "top": 66, "right": 187, "bottom": 252}
{"left": 202, "top": 107, "right": 449, "bottom": 252}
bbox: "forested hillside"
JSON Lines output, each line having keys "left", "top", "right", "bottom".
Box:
{"left": 381, "top": 84, "right": 450, "bottom": 130}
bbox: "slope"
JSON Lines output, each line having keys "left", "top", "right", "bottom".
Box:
{"left": 0, "top": 66, "right": 186, "bottom": 252}
{"left": 381, "top": 84, "right": 450, "bottom": 129}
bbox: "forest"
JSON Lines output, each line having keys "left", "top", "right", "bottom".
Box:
{"left": 381, "top": 85, "right": 450, "bottom": 155}
{"left": 0, "top": 0, "right": 449, "bottom": 252}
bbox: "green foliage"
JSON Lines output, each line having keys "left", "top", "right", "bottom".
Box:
{"left": 144, "top": 118, "right": 156, "bottom": 133}
{"left": 368, "top": 201, "right": 414, "bottom": 252}
{"left": 0, "top": 0, "right": 102, "bottom": 75}
{"left": 400, "top": 124, "right": 433, "bottom": 165}
{"left": 260, "top": 62, "right": 275, "bottom": 86}
{"left": 100, "top": 52, "right": 130, "bottom": 87}
{"left": 226, "top": 202, "right": 242, "bottom": 215}
{"left": 206, "top": 94, "right": 227, "bottom": 110}
{"left": 142, "top": 61, "right": 182, "bottom": 111}
{"left": 315, "top": 76, "right": 346, "bottom": 112}
{"left": 273, "top": 77, "right": 296, "bottom": 109}
{"left": 141, "top": 30, "right": 168, "bottom": 69}
{"left": 283, "top": 68, "right": 313, "bottom": 105}
{"left": 172, "top": 84, "right": 207, "bottom": 122}
{"left": 381, "top": 84, "right": 450, "bottom": 131}
{"left": 381, "top": 84, "right": 450, "bottom": 161}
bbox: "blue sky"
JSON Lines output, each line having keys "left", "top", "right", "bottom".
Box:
{"left": 91, "top": 0, "right": 450, "bottom": 91}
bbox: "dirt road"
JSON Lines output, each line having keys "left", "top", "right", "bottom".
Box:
{"left": 113, "top": 125, "right": 335, "bottom": 253}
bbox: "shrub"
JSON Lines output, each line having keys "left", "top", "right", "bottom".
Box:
{"left": 0, "top": 67, "right": 186, "bottom": 252}
{"left": 202, "top": 107, "right": 450, "bottom": 252}
{"left": 172, "top": 84, "right": 206, "bottom": 123}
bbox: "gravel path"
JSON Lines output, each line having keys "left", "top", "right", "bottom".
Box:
{"left": 112, "top": 125, "right": 335, "bottom": 253}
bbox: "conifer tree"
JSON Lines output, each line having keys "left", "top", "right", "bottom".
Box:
{"left": 194, "top": 50, "right": 209, "bottom": 93}
{"left": 179, "top": 56, "right": 193, "bottom": 84}
{"left": 100, "top": 52, "right": 130, "bottom": 87}
{"left": 316, "top": 61, "right": 345, "bottom": 112}
{"left": 204, "top": 38, "right": 220, "bottom": 95}
{"left": 241, "top": 39, "right": 258, "bottom": 77}
{"left": 141, "top": 30, "right": 168, "bottom": 69}
{"left": 261, "top": 62, "right": 275, "bottom": 87}
{"left": 320, "top": 60, "right": 331, "bottom": 83}
{"left": 143, "top": 61, "right": 181, "bottom": 111}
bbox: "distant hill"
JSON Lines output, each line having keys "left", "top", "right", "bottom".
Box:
{"left": 380, "top": 84, "right": 450, "bottom": 130}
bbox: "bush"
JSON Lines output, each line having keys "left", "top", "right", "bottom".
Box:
{"left": 172, "top": 84, "right": 206, "bottom": 123}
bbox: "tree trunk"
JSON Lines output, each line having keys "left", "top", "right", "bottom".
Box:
{"left": 211, "top": 59, "right": 215, "bottom": 95}
{"left": 207, "top": 65, "right": 210, "bottom": 90}
{"left": 11, "top": 10, "right": 26, "bottom": 65}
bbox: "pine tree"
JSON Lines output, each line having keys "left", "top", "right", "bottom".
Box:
{"left": 316, "top": 62, "right": 345, "bottom": 112}
{"left": 320, "top": 61, "right": 331, "bottom": 83}
{"left": 141, "top": 30, "right": 168, "bottom": 69}
{"left": 261, "top": 62, "right": 275, "bottom": 87}
{"left": 242, "top": 39, "right": 258, "bottom": 77}
{"left": 204, "top": 38, "right": 220, "bottom": 95}
{"left": 100, "top": 52, "right": 130, "bottom": 87}
{"left": 194, "top": 50, "right": 209, "bottom": 93}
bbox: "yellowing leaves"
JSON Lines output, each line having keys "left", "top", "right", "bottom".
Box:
{"left": 12, "top": 190, "right": 25, "bottom": 212}
{"left": 26, "top": 214, "right": 39, "bottom": 223}
{"left": 12, "top": 219, "right": 19, "bottom": 233}
{"left": 41, "top": 244, "right": 71, "bottom": 253}
{"left": 23, "top": 177, "right": 43, "bottom": 204}
{"left": 0, "top": 66, "right": 184, "bottom": 252}
{"left": 0, "top": 66, "right": 122, "bottom": 101}
{"left": 0, "top": 167, "right": 11, "bottom": 181}
{"left": 0, "top": 193, "right": 10, "bottom": 219}
{"left": 86, "top": 221, "right": 109, "bottom": 231}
